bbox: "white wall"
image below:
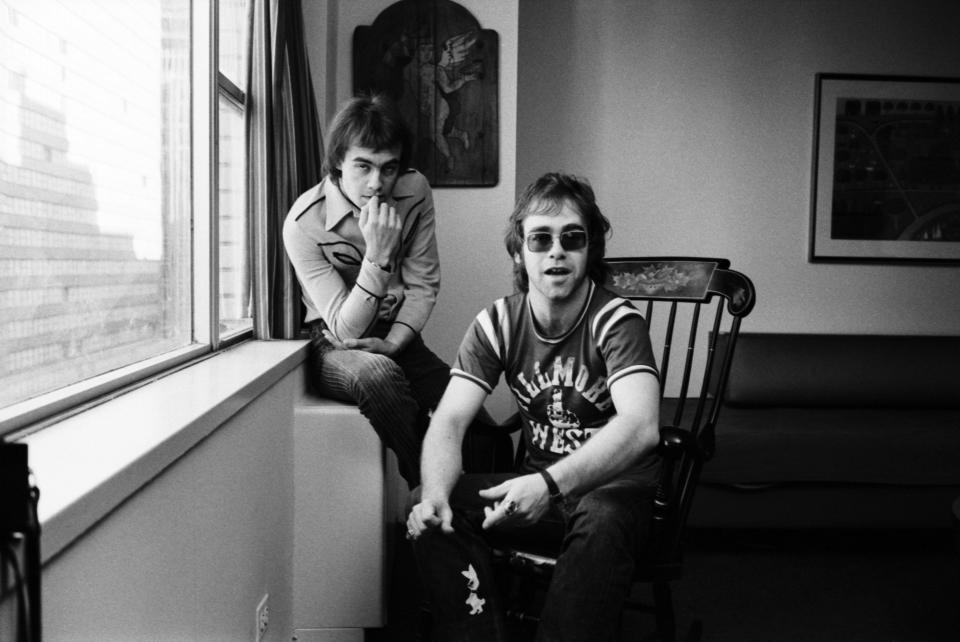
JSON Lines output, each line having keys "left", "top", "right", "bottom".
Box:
{"left": 39, "top": 370, "right": 298, "bottom": 642}
{"left": 303, "top": 0, "right": 520, "bottom": 418}
{"left": 517, "top": 0, "right": 960, "bottom": 335}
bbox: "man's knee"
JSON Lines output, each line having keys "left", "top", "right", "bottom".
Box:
{"left": 326, "top": 350, "right": 406, "bottom": 394}
{"left": 573, "top": 494, "right": 624, "bottom": 530}
{"left": 568, "top": 487, "right": 647, "bottom": 544}
{"left": 355, "top": 351, "right": 405, "bottom": 384}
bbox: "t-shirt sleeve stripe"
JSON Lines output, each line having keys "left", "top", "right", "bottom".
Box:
{"left": 607, "top": 364, "right": 659, "bottom": 387}
{"left": 597, "top": 304, "right": 644, "bottom": 348}
{"left": 592, "top": 297, "right": 622, "bottom": 338}
{"left": 451, "top": 367, "right": 494, "bottom": 394}
{"left": 476, "top": 309, "right": 500, "bottom": 358}
{"left": 493, "top": 298, "right": 511, "bottom": 362}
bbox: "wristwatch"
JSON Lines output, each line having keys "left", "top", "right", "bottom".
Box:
{"left": 364, "top": 257, "right": 392, "bottom": 273}
{"left": 539, "top": 469, "right": 564, "bottom": 505}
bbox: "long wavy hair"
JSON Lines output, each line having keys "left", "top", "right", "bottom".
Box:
{"left": 504, "top": 173, "right": 611, "bottom": 293}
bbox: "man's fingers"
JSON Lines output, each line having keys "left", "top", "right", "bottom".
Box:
{"left": 322, "top": 330, "right": 346, "bottom": 350}
{"left": 406, "top": 504, "right": 432, "bottom": 540}
{"left": 478, "top": 481, "right": 509, "bottom": 500}
{"left": 407, "top": 512, "right": 423, "bottom": 533}
{"left": 367, "top": 199, "right": 397, "bottom": 226}
{"left": 439, "top": 505, "right": 454, "bottom": 533}
{"left": 479, "top": 483, "right": 511, "bottom": 529}
{"left": 345, "top": 337, "right": 370, "bottom": 349}
{"left": 481, "top": 505, "right": 497, "bottom": 529}
{"left": 424, "top": 509, "right": 453, "bottom": 532}
{"left": 482, "top": 502, "right": 510, "bottom": 530}
{"left": 384, "top": 203, "right": 399, "bottom": 228}
{"left": 358, "top": 199, "right": 370, "bottom": 227}
{"left": 407, "top": 501, "right": 455, "bottom": 539}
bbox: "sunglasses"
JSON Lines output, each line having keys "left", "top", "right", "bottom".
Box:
{"left": 525, "top": 230, "right": 588, "bottom": 253}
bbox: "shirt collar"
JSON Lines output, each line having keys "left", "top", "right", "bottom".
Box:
{"left": 321, "top": 177, "right": 355, "bottom": 231}
{"left": 321, "top": 173, "right": 418, "bottom": 231}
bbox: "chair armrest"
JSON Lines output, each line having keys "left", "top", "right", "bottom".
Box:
{"left": 657, "top": 425, "right": 698, "bottom": 459}
{"left": 651, "top": 425, "right": 704, "bottom": 553}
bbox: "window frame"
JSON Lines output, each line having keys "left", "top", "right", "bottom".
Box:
{"left": 216, "top": 68, "right": 254, "bottom": 343}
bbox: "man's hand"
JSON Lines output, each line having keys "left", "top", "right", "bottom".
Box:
{"left": 407, "top": 497, "right": 454, "bottom": 539}
{"left": 321, "top": 330, "right": 399, "bottom": 357}
{"left": 358, "top": 195, "right": 402, "bottom": 269}
{"left": 478, "top": 474, "right": 550, "bottom": 530}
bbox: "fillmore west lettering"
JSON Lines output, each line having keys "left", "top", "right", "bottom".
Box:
{"left": 527, "top": 421, "right": 602, "bottom": 454}
{"left": 510, "top": 356, "right": 611, "bottom": 409}
{"left": 510, "top": 355, "right": 612, "bottom": 455}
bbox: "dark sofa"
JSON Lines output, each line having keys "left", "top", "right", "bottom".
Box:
{"left": 688, "top": 333, "right": 960, "bottom": 529}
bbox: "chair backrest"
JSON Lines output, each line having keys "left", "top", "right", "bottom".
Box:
{"left": 603, "top": 257, "right": 756, "bottom": 567}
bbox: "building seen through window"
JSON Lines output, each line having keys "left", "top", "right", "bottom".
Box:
{"left": 0, "top": 0, "right": 250, "bottom": 420}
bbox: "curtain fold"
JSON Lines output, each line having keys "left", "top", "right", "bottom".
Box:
{"left": 247, "top": 0, "right": 323, "bottom": 339}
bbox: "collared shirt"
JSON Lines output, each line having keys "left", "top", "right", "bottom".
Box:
{"left": 282, "top": 169, "right": 440, "bottom": 340}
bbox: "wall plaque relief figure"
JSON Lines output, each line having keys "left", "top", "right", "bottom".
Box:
{"left": 354, "top": 0, "right": 499, "bottom": 186}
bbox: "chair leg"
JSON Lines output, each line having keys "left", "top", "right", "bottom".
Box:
{"left": 652, "top": 580, "right": 675, "bottom": 642}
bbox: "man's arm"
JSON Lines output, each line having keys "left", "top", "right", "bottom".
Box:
{"left": 317, "top": 182, "right": 440, "bottom": 357}
{"left": 387, "top": 182, "right": 440, "bottom": 351}
{"left": 335, "top": 207, "right": 430, "bottom": 349}
{"left": 407, "top": 377, "right": 488, "bottom": 535}
{"left": 479, "top": 371, "right": 659, "bottom": 529}
{"left": 281, "top": 206, "right": 387, "bottom": 340}
{"left": 282, "top": 196, "right": 402, "bottom": 343}
{"left": 546, "top": 371, "right": 659, "bottom": 494}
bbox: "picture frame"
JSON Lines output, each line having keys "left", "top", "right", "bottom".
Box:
{"left": 810, "top": 73, "right": 960, "bottom": 263}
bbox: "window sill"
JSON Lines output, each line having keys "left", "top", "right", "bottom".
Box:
{"left": 20, "top": 339, "right": 310, "bottom": 563}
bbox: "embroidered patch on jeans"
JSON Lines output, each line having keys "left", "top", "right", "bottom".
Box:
{"left": 461, "top": 563, "right": 485, "bottom": 615}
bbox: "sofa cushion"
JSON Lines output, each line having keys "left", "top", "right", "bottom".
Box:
{"left": 725, "top": 333, "right": 960, "bottom": 408}
{"left": 701, "top": 405, "right": 960, "bottom": 486}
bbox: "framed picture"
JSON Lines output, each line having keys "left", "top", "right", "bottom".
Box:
{"left": 810, "top": 73, "right": 960, "bottom": 263}
{"left": 353, "top": 0, "right": 499, "bottom": 187}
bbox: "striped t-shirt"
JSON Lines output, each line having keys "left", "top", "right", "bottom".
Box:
{"left": 452, "top": 281, "right": 660, "bottom": 474}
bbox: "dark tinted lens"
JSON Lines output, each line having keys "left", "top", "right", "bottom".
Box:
{"left": 559, "top": 230, "right": 588, "bottom": 251}
{"left": 526, "top": 232, "right": 554, "bottom": 252}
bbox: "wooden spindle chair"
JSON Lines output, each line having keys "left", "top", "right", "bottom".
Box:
{"left": 492, "top": 257, "right": 756, "bottom": 642}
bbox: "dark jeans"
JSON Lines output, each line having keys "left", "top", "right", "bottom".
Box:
{"left": 309, "top": 321, "right": 508, "bottom": 488}
{"left": 412, "top": 470, "right": 655, "bottom": 641}
{"left": 309, "top": 321, "right": 450, "bottom": 488}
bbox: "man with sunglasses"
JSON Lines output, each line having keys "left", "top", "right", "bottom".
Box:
{"left": 407, "top": 173, "right": 662, "bottom": 640}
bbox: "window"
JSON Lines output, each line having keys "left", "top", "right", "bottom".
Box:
{"left": 0, "top": 0, "right": 252, "bottom": 435}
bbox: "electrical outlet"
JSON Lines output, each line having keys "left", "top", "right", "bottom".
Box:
{"left": 255, "top": 593, "right": 269, "bottom": 642}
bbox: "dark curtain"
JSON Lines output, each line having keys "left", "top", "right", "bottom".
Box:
{"left": 247, "top": 0, "right": 323, "bottom": 339}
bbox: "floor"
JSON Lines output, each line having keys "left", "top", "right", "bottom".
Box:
{"left": 375, "top": 526, "right": 960, "bottom": 641}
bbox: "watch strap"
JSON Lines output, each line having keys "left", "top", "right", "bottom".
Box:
{"left": 539, "top": 469, "right": 563, "bottom": 504}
